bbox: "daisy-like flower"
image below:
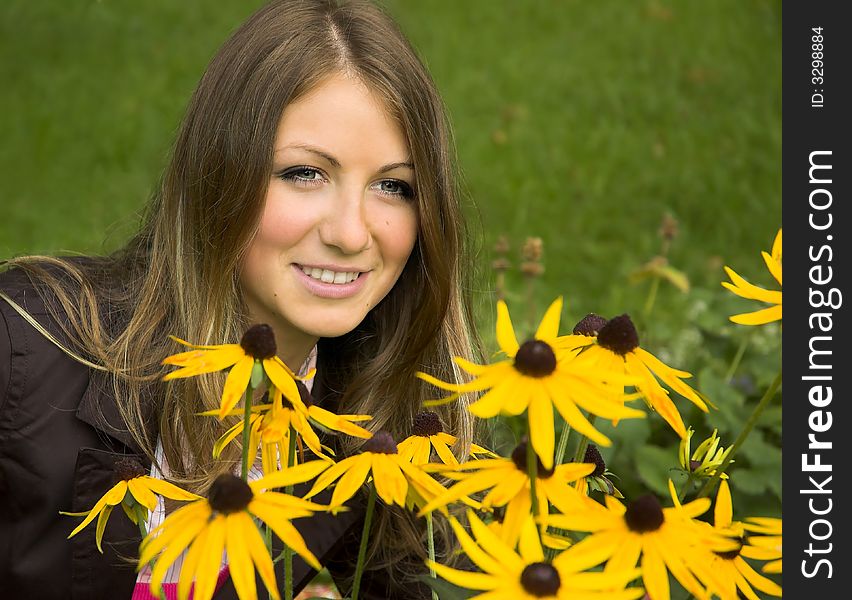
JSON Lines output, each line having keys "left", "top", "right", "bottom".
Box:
{"left": 722, "top": 228, "right": 782, "bottom": 325}
{"left": 397, "top": 411, "right": 496, "bottom": 466}
{"left": 701, "top": 480, "right": 782, "bottom": 599}
{"left": 418, "top": 439, "right": 595, "bottom": 546}
{"left": 557, "top": 313, "right": 709, "bottom": 440}
{"left": 574, "top": 444, "right": 624, "bottom": 498}
{"left": 427, "top": 509, "right": 644, "bottom": 600}
{"left": 139, "top": 462, "right": 332, "bottom": 600}
{"left": 417, "top": 297, "right": 644, "bottom": 469}
{"left": 62, "top": 457, "right": 200, "bottom": 552}
{"left": 741, "top": 518, "right": 782, "bottom": 574}
{"left": 303, "top": 431, "right": 450, "bottom": 510}
{"left": 162, "top": 323, "right": 306, "bottom": 419}
{"left": 544, "top": 480, "right": 741, "bottom": 600}
{"left": 679, "top": 428, "right": 731, "bottom": 480}
{"left": 210, "top": 385, "right": 372, "bottom": 472}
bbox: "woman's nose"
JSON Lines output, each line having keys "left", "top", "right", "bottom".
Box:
{"left": 318, "top": 187, "right": 372, "bottom": 254}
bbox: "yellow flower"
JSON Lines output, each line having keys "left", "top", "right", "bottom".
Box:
{"left": 418, "top": 439, "right": 595, "bottom": 547}
{"left": 557, "top": 313, "right": 709, "bottom": 440}
{"left": 702, "top": 480, "right": 782, "bottom": 598}
{"left": 304, "top": 431, "right": 449, "bottom": 510}
{"left": 722, "top": 228, "right": 782, "bottom": 325}
{"left": 417, "top": 297, "right": 644, "bottom": 469}
{"left": 162, "top": 324, "right": 307, "bottom": 419}
{"left": 545, "top": 480, "right": 740, "bottom": 600}
{"left": 210, "top": 386, "right": 372, "bottom": 473}
{"left": 679, "top": 428, "right": 731, "bottom": 480}
{"left": 397, "top": 411, "right": 496, "bottom": 466}
{"left": 427, "top": 509, "right": 644, "bottom": 600}
{"left": 62, "top": 457, "right": 200, "bottom": 552}
{"left": 139, "top": 462, "right": 331, "bottom": 600}
{"left": 742, "top": 517, "right": 782, "bottom": 574}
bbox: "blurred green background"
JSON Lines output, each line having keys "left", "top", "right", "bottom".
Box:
{"left": 1, "top": 0, "right": 781, "bottom": 526}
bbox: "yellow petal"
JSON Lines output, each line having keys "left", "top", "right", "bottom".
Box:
{"left": 250, "top": 501, "right": 321, "bottom": 570}
{"left": 762, "top": 250, "right": 782, "bottom": 286}
{"left": 127, "top": 478, "right": 159, "bottom": 512}
{"left": 219, "top": 356, "right": 255, "bottom": 418}
{"left": 178, "top": 521, "right": 211, "bottom": 600}
{"left": 66, "top": 481, "right": 127, "bottom": 539}
{"left": 191, "top": 516, "right": 227, "bottom": 600}
{"left": 496, "top": 300, "right": 520, "bottom": 357}
{"left": 244, "top": 518, "right": 282, "bottom": 600}
{"left": 264, "top": 358, "right": 304, "bottom": 411}
{"left": 730, "top": 304, "right": 782, "bottom": 325}
{"left": 94, "top": 504, "right": 113, "bottom": 553}
{"left": 226, "top": 513, "right": 260, "bottom": 600}
{"left": 722, "top": 267, "right": 782, "bottom": 304}
{"left": 467, "top": 510, "right": 524, "bottom": 571}
{"left": 527, "top": 395, "right": 555, "bottom": 470}
{"left": 148, "top": 515, "right": 211, "bottom": 595}
{"left": 535, "top": 296, "right": 563, "bottom": 341}
{"left": 427, "top": 560, "right": 497, "bottom": 591}
{"left": 308, "top": 405, "right": 372, "bottom": 438}
{"left": 371, "top": 455, "right": 408, "bottom": 506}
{"left": 715, "top": 480, "right": 733, "bottom": 528}
{"left": 517, "top": 513, "right": 544, "bottom": 563}
{"left": 330, "top": 454, "right": 373, "bottom": 507}
{"left": 254, "top": 460, "right": 331, "bottom": 491}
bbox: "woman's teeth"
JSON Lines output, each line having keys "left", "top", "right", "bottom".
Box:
{"left": 301, "top": 266, "right": 360, "bottom": 284}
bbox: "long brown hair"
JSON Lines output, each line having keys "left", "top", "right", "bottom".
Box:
{"left": 3, "top": 0, "right": 482, "bottom": 586}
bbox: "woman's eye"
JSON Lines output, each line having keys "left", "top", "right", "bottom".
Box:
{"left": 278, "top": 166, "right": 324, "bottom": 185}
{"left": 375, "top": 179, "right": 415, "bottom": 199}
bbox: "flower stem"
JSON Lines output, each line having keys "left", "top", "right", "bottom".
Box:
{"left": 724, "top": 334, "right": 750, "bottom": 383}
{"left": 572, "top": 415, "right": 596, "bottom": 465}
{"left": 554, "top": 421, "right": 572, "bottom": 466}
{"left": 351, "top": 485, "right": 377, "bottom": 600}
{"left": 526, "top": 436, "right": 540, "bottom": 519}
{"left": 697, "top": 370, "right": 782, "bottom": 499}
{"left": 643, "top": 276, "right": 661, "bottom": 320}
{"left": 678, "top": 473, "right": 694, "bottom": 503}
{"left": 283, "top": 427, "right": 297, "bottom": 600}
{"left": 426, "top": 513, "right": 439, "bottom": 600}
{"left": 240, "top": 365, "right": 257, "bottom": 482}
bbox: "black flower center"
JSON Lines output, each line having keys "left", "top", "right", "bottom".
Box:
{"left": 511, "top": 440, "right": 554, "bottom": 479}
{"left": 520, "top": 562, "right": 561, "bottom": 597}
{"left": 113, "top": 457, "right": 146, "bottom": 482}
{"left": 689, "top": 459, "right": 702, "bottom": 472}
{"left": 412, "top": 411, "right": 443, "bottom": 437}
{"left": 583, "top": 444, "right": 606, "bottom": 477}
{"left": 208, "top": 473, "right": 254, "bottom": 514}
{"left": 362, "top": 431, "right": 398, "bottom": 454}
{"left": 624, "top": 494, "right": 664, "bottom": 533}
{"left": 573, "top": 313, "right": 608, "bottom": 336}
{"left": 240, "top": 324, "right": 277, "bottom": 359}
{"left": 596, "top": 314, "right": 640, "bottom": 356}
{"left": 514, "top": 340, "right": 557, "bottom": 377}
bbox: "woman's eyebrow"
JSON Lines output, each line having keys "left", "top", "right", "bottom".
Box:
{"left": 278, "top": 143, "right": 414, "bottom": 173}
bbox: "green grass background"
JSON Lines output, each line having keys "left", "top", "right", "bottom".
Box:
{"left": 1, "top": 0, "right": 782, "bottom": 559}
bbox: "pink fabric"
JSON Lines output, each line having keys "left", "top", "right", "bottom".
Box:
{"left": 131, "top": 566, "right": 230, "bottom": 600}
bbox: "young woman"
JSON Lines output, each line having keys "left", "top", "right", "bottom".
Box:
{"left": 0, "top": 0, "right": 481, "bottom": 597}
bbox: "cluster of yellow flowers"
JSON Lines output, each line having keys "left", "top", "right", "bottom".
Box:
{"left": 62, "top": 229, "right": 783, "bottom": 600}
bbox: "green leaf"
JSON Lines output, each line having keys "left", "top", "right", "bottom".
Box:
{"left": 635, "top": 445, "right": 676, "bottom": 496}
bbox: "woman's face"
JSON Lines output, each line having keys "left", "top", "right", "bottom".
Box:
{"left": 240, "top": 72, "right": 418, "bottom": 364}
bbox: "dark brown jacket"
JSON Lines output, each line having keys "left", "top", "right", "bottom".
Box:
{"left": 0, "top": 267, "right": 430, "bottom": 599}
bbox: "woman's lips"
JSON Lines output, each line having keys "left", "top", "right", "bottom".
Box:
{"left": 292, "top": 264, "right": 369, "bottom": 299}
